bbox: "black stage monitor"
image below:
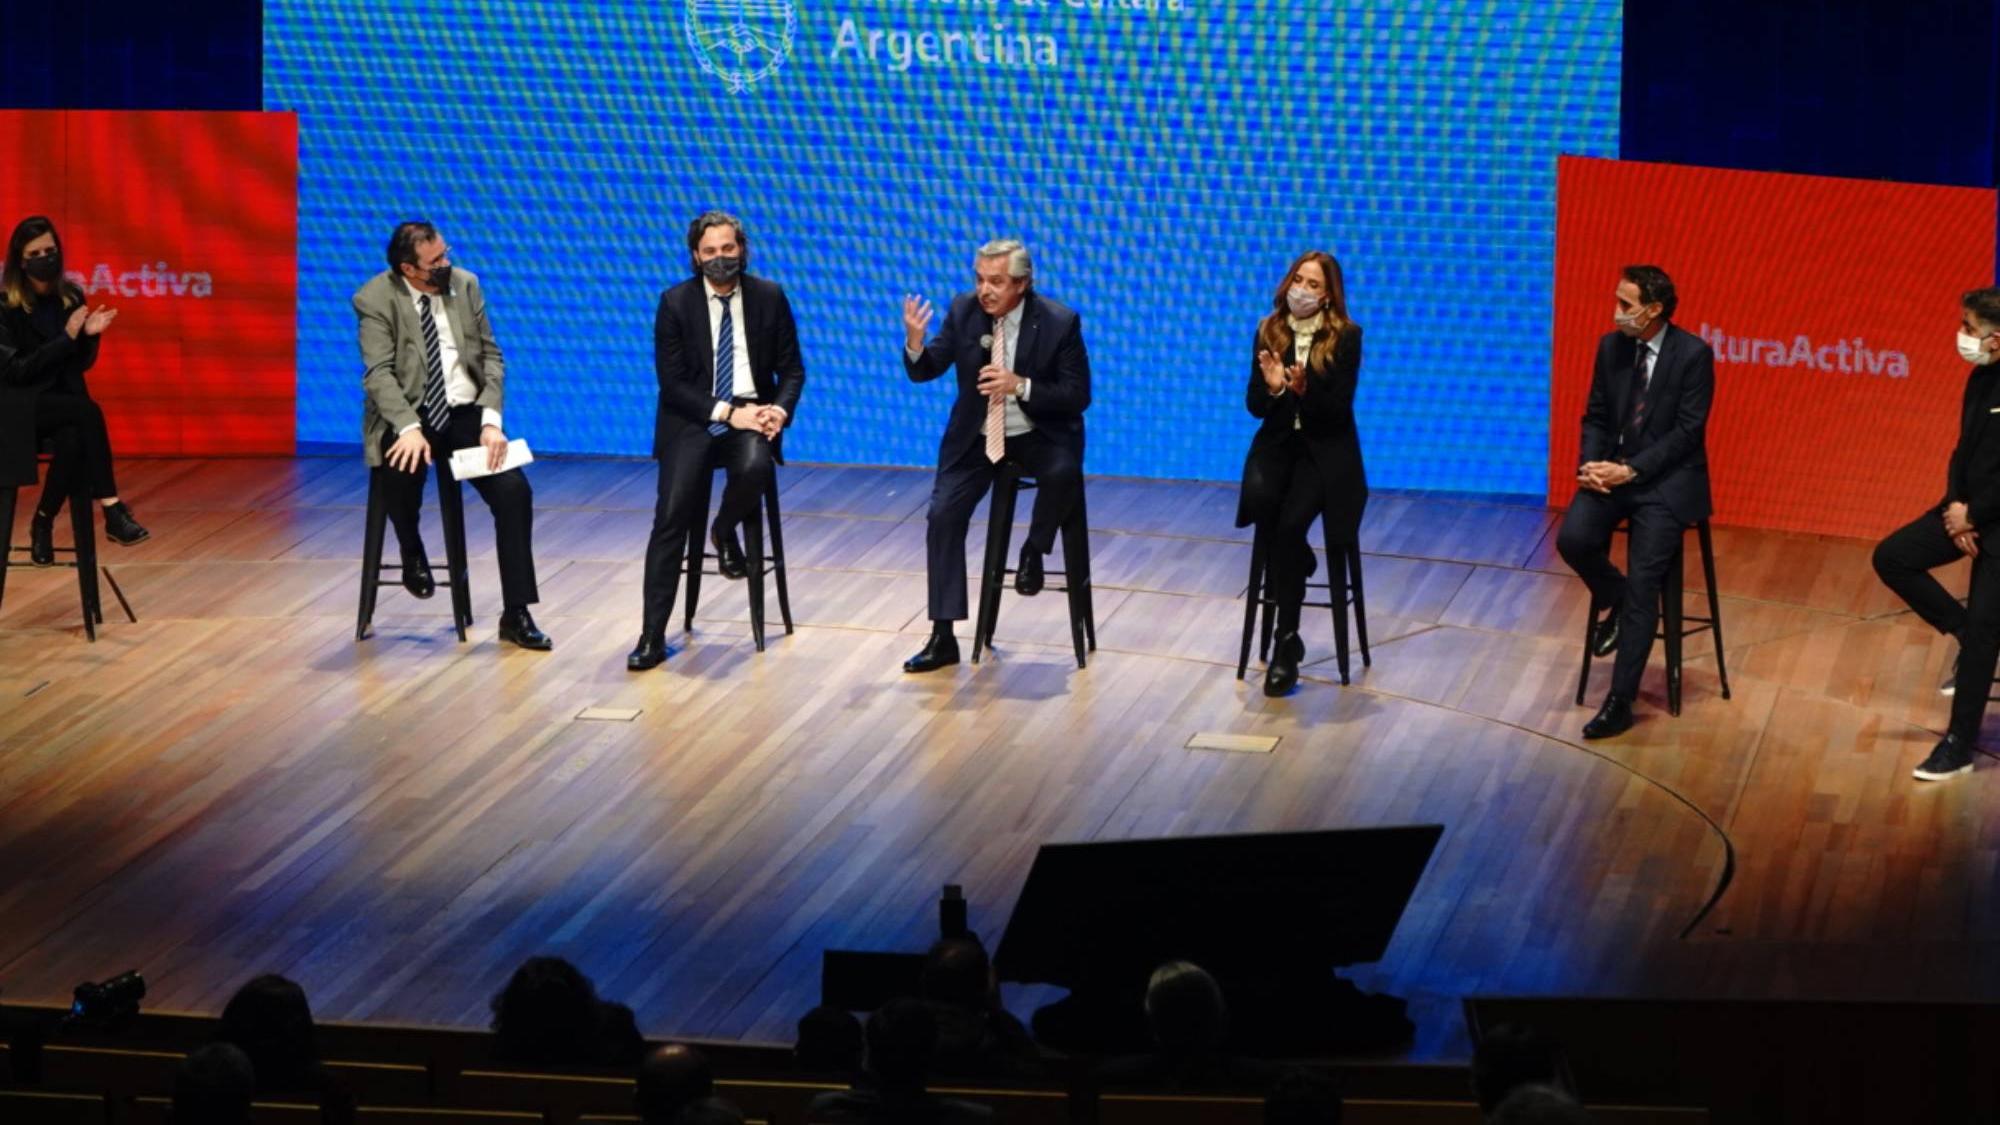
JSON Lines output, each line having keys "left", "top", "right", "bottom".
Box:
{"left": 992, "top": 825, "right": 1444, "bottom": 987}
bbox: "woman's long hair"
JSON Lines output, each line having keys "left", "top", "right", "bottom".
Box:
{"left": 1255, "top": 250, "right": 1353, "bottom": 370}
{"left": 3, "top": 215, "right": 85, "bottom": 313}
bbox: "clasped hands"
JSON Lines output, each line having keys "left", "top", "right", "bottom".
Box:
{"left": 1256, "top": 349, "right": 1307, "bottom": 397}
{"left": 1577, "top": 461, "right": 1637, "bottom": 494}
{"left": 1945, "top": 501, "right": 1980, "bottom": 558}
{"left": 728, "top": 403, "right": 786, "bottom": 439}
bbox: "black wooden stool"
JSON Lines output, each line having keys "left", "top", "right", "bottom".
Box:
{"left": 972, "top": 465, "right": 1095, "bottom": 669}
{"left": 1576, "top": 518, "right": 1730, "bottom": 716}
{"left": 1237, "top": 524, "right": 1370, "bottom": 686}
{"left": 0, "top": 445, "right": 137, "bottom": 641}
{"left": 680, "top": 469, "right": 794, "bottom": 652}
{"left": 356, "top": 459, "right": 473, "bottom": 642}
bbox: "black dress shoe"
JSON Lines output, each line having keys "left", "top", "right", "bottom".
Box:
{"left": 1015, "top": 544, "right": 1044, "bottom": 596}
{"left": 1590, "top": 605, "right": 1621, "bottom": 658}
{"left": 627, "top": 634, "right": 668, "bottom": 671}
{"left": 712, "top": 523, "right": 747, "bottom": 580}
{"left": 28, "top": 509, "right": 54, "bottom": 566}
{"left": 498, "top": 606, "right": 553, "bottom": 651}
{"left": 400, "top": 553, "right": 436, "bottom": 599}
{"left": 903, "top": 633, "right": 961, "bottom": 674}
{"left": 1582, "top": 693, "right": 1635, "bottom": 740}
{"left": 1263, "top": 631, "right": 1305, "bottom": 697}
{"left": 102, "top": 502, "right": 149, "bottom": 546}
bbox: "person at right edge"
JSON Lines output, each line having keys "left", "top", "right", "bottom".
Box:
{"left": 1556, "top": 264, "right": 1713, "bottom": 740}
{"left": 1234, "top": 250, "right": 1367, "bottom": 697}
{"left": 1872, "top": 286, "right": 2000, "bottom": 781}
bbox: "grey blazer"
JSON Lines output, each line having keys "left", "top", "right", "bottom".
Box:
{"left": 353, "top": 268, "right": 506, "bottom": 467}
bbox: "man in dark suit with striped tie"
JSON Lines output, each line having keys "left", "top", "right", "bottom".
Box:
{"left": 629, "top": 211, "right": 807, "bottom": 671}
{"left": 354, "top": 220, "right": 550, "bottom": 650}
{"left": 1556, "top": 264, "right": 1714, "bottom": 738}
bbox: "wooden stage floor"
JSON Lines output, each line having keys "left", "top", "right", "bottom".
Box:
{"left": 1, "top": 457, "right": 1994, "bottom": 1059}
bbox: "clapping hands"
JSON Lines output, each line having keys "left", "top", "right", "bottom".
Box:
{"left": 1256, "top": 349, "right": 1302, "bottom": 395}
{"left": 65, "top": 304, "right": 118, "bottom": 339}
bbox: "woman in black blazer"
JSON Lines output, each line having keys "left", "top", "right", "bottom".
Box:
{"left": 1235, "top": 250, "right": 1367, "bottom": 696}
{"left": 0, "top": 215, "right": 146, "bottom": 564}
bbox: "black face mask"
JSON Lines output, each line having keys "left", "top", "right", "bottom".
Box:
{"left": 699, "top": 255, "right": 743, "bottom": 282}
{"left": 408, "top": 262, "right": 452, "bottom": 292}
{"left": 22, "top": 252, "right": 62, "bottom": 283}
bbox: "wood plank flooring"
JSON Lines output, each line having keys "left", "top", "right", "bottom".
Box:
{"left": 0, "top": 457, "right": 1990, "bottom": 1060}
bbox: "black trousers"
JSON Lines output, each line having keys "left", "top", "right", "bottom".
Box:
{"left": 1556, "top": 486, "right": 1683, "bottom": 700}
{"left": 377, "top": 405, "right": 539, "bottom": 608}
{"left": 925, "top": 428, "right": 1081, "bottom": 623}
{"left": 33, "top": 393, "right": 118, "bottom": 512}
{"left": 640, "top": 424, "right": 775, "bottom": 636}
{"left": 1874, "top": 508, "right": 2000, "bottom": 740}
{"left": 1240, "top": 436, "right": 1322, "bottom": 631}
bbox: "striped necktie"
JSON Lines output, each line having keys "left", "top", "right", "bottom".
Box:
{"left": 984, "top": 313, "right": 1007, "bottom": 463}
{"left": 417, "top": 294, "right": 451, "bottom": 433}
{"left": 1623, "top": 340, "right": 1651, "bottom": 450}
{"left": 709, "top": 293, "right": 734, "bottom": 437}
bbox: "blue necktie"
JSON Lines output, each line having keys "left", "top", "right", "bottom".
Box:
{"left": 709, "top": 294, "right": 734, "bottom": 437}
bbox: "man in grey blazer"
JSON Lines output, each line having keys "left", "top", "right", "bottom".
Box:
{"left": 354, "top": 220, "right": 550, "bottom": 650}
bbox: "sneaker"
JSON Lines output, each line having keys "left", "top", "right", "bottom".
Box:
{"left": 102, "top": 502, "right": 149, "bottom": 546}
{"left": 1913, "top": 733, "right": 1976, "bottom": 781}
{"left": 1941, "top": 652, "right": 1959, "bottom": 697}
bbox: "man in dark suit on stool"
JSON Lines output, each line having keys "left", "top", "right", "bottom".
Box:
{"left": 355, "top": 221, "right": 550, "bottom": 650}
{"left": 1872, "top": 287, "right": 2000, "bottom": 781}
{"left": 1556, "top": 264, "right": 1714, "bottom": 738}
{"left": 629, "top": 211, "right": 806, "bottom": 671}
{"left": 900, "top": 238, "right": 1091, "bottom": 674}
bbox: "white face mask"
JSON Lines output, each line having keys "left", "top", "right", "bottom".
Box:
{"left": 1286, "top": 286, "right": 1323, "bottom": 319}
{"left": 1959, "top": 330, "right": 1998, "bottom": 366}
{"left": 1614, "top": 306, "right": 1654, "bottom": 336}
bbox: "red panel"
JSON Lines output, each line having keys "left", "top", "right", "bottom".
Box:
{"left": 0, "top": 111, "right": 297, "bottom": 457}
{"left": 1550, "top": 155, "right": 1997, "bottom": 539}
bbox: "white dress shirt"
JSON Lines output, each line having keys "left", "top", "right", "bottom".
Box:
{"left": 1274, "top": 313, "right": 1325, "bottom": 431}
{"left": 399, "top": 287, "right": 501, "bottom": 434}
{"left": 1636, "top": 327, "right": 1662, "bottom": 389}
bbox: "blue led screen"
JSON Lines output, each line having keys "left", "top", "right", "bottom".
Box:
{"left": 267, "top": 1, "right": 1620, "bottom": 493}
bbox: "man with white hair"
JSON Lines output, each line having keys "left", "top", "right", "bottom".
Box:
{"left": 899, "top": 238, "right": 1092, "bottom": 673}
